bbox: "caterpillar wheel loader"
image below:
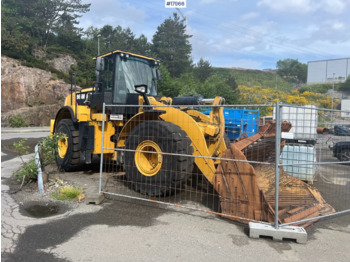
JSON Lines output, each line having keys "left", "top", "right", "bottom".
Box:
{"left": 51, "top": 50, "right": 334, "bottom": 227}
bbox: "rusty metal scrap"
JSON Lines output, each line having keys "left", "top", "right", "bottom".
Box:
{"left": 254, "top": 164, "right": 335, "bottom": 227}
{"left": 234, "top": 120, "right": 291, "bottom": 151}
{"left": 317, "top": 127, "right": 330, "bottom": 135}
{"left": 213, "top": 120, "right": 335, "bottom": 227}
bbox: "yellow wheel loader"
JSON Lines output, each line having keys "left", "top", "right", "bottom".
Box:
{"left": 51, "top": 50, "right": 334, "bottom": 226}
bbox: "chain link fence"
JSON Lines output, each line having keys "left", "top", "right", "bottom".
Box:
{"left": 98, "top": 102, "right": 350, "bottom": 229}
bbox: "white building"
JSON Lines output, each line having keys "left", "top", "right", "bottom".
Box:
{"left": 307, "top": 58, "right": 350, "bottom": 84}
{"left": 341, "top": 99, "right": 350, "bottom": 118}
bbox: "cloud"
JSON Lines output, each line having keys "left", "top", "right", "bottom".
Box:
{"left": 77, "top": 0, "right": 350, "bottom": 69}
{"left": 332, "top": 22, "right": 345, "bottom": 30}
{"left": 306, "top": 20, "right": 349, "bottom": 42}
{"left": 240, "top": 12, "right": 260, "bottom": 20}
{"left": 190, "top": 28, "right": 218, "bottom": 61}
{"left": 305, "top": 40, "right": 350, "bottom": 57}
{"left": 257, "top": 0, "right": 318, "bottom": 14}
{"left": 79, "top": 0, "right": 148, "bottom": 35}
{"left": 209, "top": 20, "right": 274, "bottom": 53}
{"left": 200, "top": 0, "right": 237, "bottom": 3}
{"left": 218, "top": 58, "right": 263, "bottom": 69}
{"left": 200, "top": 0, "right": 218, "bottom": 3}
{"left": 321, "top": 0, "right": 347, "bottom": 14}
{"left": 257, "top": 0, "right": 348, "bottom": 14}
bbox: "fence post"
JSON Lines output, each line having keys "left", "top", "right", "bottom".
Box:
{"left": 274, "top": 102, "right": 282, "bottom": 229}
{"left": 99, "top": 102, "right": 106, "bottom": 194}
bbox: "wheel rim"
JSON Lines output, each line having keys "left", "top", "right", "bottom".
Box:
{"left": 135, "top": 140, "right": 163, "bottom": 177}
{"left": 58, "top": 136, "right": 68, "bottom": 158}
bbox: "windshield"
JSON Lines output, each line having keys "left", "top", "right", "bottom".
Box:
{"left": 113, "top": 55, "right": 157, "bottom": 104}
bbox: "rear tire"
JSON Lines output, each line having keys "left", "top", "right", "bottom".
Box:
{"left": 125, "top": 121, "right": 193, "bottom": 196}
{"left": 55, "top": 119, "right": 80, "bottom": 171}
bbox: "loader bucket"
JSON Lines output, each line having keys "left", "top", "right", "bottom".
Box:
{"left": 213, "top": 121, "right": 335, "bottom": 227}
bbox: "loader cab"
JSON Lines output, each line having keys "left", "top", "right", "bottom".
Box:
{"left": 92, "top": 51, "right": 160, "bottom": 114}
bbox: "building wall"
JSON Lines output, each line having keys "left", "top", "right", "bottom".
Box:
{"left": 341, "top": 99, "right": 350, "bottom": 118}
{"left": 307, "top": 58, "right": 350, "bottom": 84}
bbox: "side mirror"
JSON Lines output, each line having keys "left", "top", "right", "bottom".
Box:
{"left": 134, "top": 84, "right": 150, "bottom": 106}
{"left": 134, "top": 84, "right": 148, "bottom": 94}
{"left": 96, "top": 57, "right": 104, "bottom": 71}
{"left": 156, "top": 69, "right": 162, "bottom": 82}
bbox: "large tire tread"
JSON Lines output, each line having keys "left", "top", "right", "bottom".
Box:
{"left": 56, "top": 119, "right": 81, "bottom": 171}
{"left": 125, "top": 121, "right": 194, "bottom": 196}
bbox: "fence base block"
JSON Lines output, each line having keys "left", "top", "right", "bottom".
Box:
{"left": 249, "top": 222, "right": 307, "bottom": 244}
{"left": 85, "top": 193, "right": 105, "bottom": 205}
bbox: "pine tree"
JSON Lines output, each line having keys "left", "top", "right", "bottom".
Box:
{"left": 194, "top": 58, "right": 213, "bottom": 82}
{"left": 152, "top": 13, "right": 192, "bottom": 77}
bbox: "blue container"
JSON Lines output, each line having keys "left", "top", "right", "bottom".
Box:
{"left": 202, "top": 108, "right": 259, "bottom": 140}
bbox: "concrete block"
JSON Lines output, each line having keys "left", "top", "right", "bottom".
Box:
{"left": 85, "top": 193, "right": 105, "bottom": 205}
{"left": 249, "top": 222, "right": 307, "bottom": 244}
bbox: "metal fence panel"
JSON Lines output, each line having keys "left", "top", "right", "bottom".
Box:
{"left": 278, "top": 104, "right": 350, "bottom": 227}
{"left": 98, "top": 102, "right": 349, "bottom": 228}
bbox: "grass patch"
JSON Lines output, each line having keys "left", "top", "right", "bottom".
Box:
{"left": 52, "top": 186, "right": 83, "bottom": 200}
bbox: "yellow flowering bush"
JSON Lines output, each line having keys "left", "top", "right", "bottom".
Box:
{"left": 237, "top": 85, "right": 339, "bottom": 116}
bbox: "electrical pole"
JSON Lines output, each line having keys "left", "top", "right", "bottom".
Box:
{"left": 97, "top": 35, "right": 101, "bottom": 56}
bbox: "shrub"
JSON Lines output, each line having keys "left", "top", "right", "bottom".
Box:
{"left": 38, "top": 133, "right": 64, "bottom": 167}
{"left": 9, "top": 115, "right": 28, "bottom": 128}
{"left": 14, "top": 159, "right": 38, "bottom": 182}
{"left": 13, "top": 139, "right": 37, "bottom": 187}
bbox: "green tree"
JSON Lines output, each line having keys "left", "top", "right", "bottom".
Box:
{"left": 152, "top": 13, "right": 192, "bottom": 77}
{"left": 82, "top": 26, "right": 101, "bottom": 56}
{"left": 54, "top": 12, "right": 85, "bottom": 53}
{"left": 276, "top": 58, "right": 307, "bottom": 84}
{"left": 157, "top": 64, "right": 179, "bottom": 97}
{"left": 194, "top": 58, "right": 213, "bottom": 82}
{"left": 1, "top": 0, "right": 90, "bottom": 52}
{"left": 133, "top": 34, "right": 152, "bottom": 56}
{"left": 225, "top": 73, "right": 238, "bottom": 91}
{"left": 1, "top": 0, "right": 32, "bottom": 58}
{"left": 39, "top": 0, "right": 90, "bottom": 48}
{"left": 197, "top": 74, "right": 238, "bottom": 104}
{"left": 177, "top": 73, "right": 200, "bottom": 96}
{"left": 89, "top": 25, "right": 152, "bottom": 56}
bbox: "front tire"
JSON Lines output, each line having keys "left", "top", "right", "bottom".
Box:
{"left": 124, "top": 121, "right": 194, "bottom": 196}
{"left": 55, "top": 119, "right": 80, "bottom": 170}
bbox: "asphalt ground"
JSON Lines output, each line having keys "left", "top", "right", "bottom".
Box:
{"left": 1, "top": 128, "right": 50, "bottom": 162}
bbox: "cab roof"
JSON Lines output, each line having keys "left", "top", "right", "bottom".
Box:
{"left": 94, "top": 50, "right": 160, "bottom": 62}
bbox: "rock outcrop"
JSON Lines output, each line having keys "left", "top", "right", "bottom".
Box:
{"left": 48, "top": 54, "right": 77, "bottom": 74}
{"left": 1, "top": 56, "right": 73, "bottom": 126}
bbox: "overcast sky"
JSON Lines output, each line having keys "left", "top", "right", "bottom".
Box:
{"left": 78, "top": 0, "right": 350, "bottom": 70}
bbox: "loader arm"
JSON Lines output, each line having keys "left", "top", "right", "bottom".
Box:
{"left": 117, "top": 96, "right": 228, "bottom": 182}
{"left": 158, "top": 96, "right": 227, "bottom": 181}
